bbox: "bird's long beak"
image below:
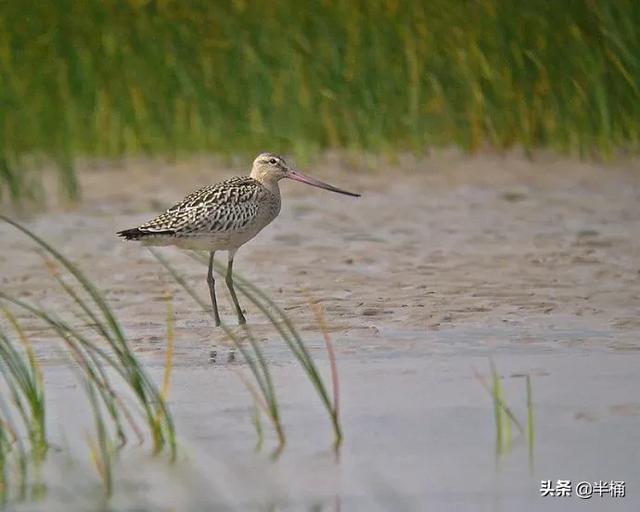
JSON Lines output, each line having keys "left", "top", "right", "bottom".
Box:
{"left": 286, "top": 169, "right": 361, "bottom": 197}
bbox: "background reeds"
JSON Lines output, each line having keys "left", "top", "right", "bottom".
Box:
{"left": 1, "top": 1, "right": 639, "bottom": 202}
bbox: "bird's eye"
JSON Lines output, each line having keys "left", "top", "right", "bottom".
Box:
{"left": 269, "top": 158, "right": 277, "bottom": 165}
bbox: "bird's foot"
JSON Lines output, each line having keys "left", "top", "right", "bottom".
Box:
{"left": 237, "top": 313, "right": 247, "bottom": 325}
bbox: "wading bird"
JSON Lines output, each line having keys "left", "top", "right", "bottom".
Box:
{"left": 118, "top": 153, "right": 360, "bottom": 325}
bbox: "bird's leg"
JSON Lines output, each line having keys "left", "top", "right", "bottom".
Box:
{"left": 225, "top": 250, "right": 246, "bottom": 325}
{"left": 207, "top": 251, "right": 221, "bottom": 327}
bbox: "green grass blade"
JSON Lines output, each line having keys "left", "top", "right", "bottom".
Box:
{"left": 149, "top": 249, "right": 284, "bottom": 446}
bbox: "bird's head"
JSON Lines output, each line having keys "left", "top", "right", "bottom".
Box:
{"left": 250, "top": 152, "right": 360, "bottom": 197}
{"left": 251, "top": 152, "right": 290, "bottom": 182}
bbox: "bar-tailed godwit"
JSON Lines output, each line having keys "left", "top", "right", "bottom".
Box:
{"left": 118, "top": 152, "right": 360, "bottom": 325}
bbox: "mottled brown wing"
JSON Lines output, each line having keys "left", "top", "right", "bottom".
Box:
{"left": 119, "top": 177, "right": 262, "bottom": 238}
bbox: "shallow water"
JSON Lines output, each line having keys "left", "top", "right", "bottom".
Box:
{"left": 14, "top": 334, "right": 640, "bottom": 511}
{"left": 2, "top": 153, "right": 640, "bottom": 510}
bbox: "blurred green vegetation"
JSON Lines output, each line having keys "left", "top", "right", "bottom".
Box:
{"left": 1, "top": 0, "right": 639, "bottom": 202}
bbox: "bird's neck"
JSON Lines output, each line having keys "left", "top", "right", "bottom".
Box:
{"left": 251, "top": 172, "right": 281, "bottom": 197}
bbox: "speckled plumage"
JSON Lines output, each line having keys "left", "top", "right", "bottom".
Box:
{"left": 118, "top": 175, "right": 281, "bottom": 251}
{"left": 118, "top": 152, "right": 359, "bottom": 326}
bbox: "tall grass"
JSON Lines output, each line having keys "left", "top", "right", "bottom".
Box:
{"left": 152, "top": 249, "right": 343, "bottom": 450}
{"left": 195, "top": 252, "right": 343, "bottom": 448}
{"left": 0, "top": 216, "right": 182, "bottom": 508}
{"left": 0, "top": 322, "right": 43, "bottom": 504}
{"left": 0, "top": 390, "right": 30, "bottom": 505}
{"left": 0, "top": 215, "right": 176, "bottom": 460}
{"left": 309, "top": 299, "right": 342, "bottom": 450}
{"left": 1, "top": 1, "right": 639, "bottom": 202}
{"left": 0, "top": 309, "right": 46, "bottom": 461}
{"left": 83, "top": 369, "right": 114, "bottom": 496}
{"left": 149, "top": 249, "right": 286, "bottom": 450}
{"left": 0, "top": 215, "right": 178, "bottom": 504}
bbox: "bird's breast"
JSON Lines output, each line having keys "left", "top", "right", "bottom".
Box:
{"left": 256, "top": 191, "right": 281, "bottom": 228}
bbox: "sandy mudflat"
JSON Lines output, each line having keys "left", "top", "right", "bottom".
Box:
{"left": 3, "top": 151, "right": 639, "bottom": 349}
{"left": 2, "top": 152, "right": 640, "bottom": 510}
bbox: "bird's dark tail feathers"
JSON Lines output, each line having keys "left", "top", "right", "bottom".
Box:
{"left": 117, "top": 226, "right": 175, "bottom": 241}
{"left": 117, "top": 227, "right": 148, "bottom": 240}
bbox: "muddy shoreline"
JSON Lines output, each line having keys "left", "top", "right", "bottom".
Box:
{"left": 2, "top": 152, "right": 640, "bottom": 510}
{"left": 3, "top": 152, "right": 639, "bottom": 349}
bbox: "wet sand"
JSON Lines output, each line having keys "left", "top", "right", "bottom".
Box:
{"left": 2, "top": 152, "right": 640, "bottom": 510}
